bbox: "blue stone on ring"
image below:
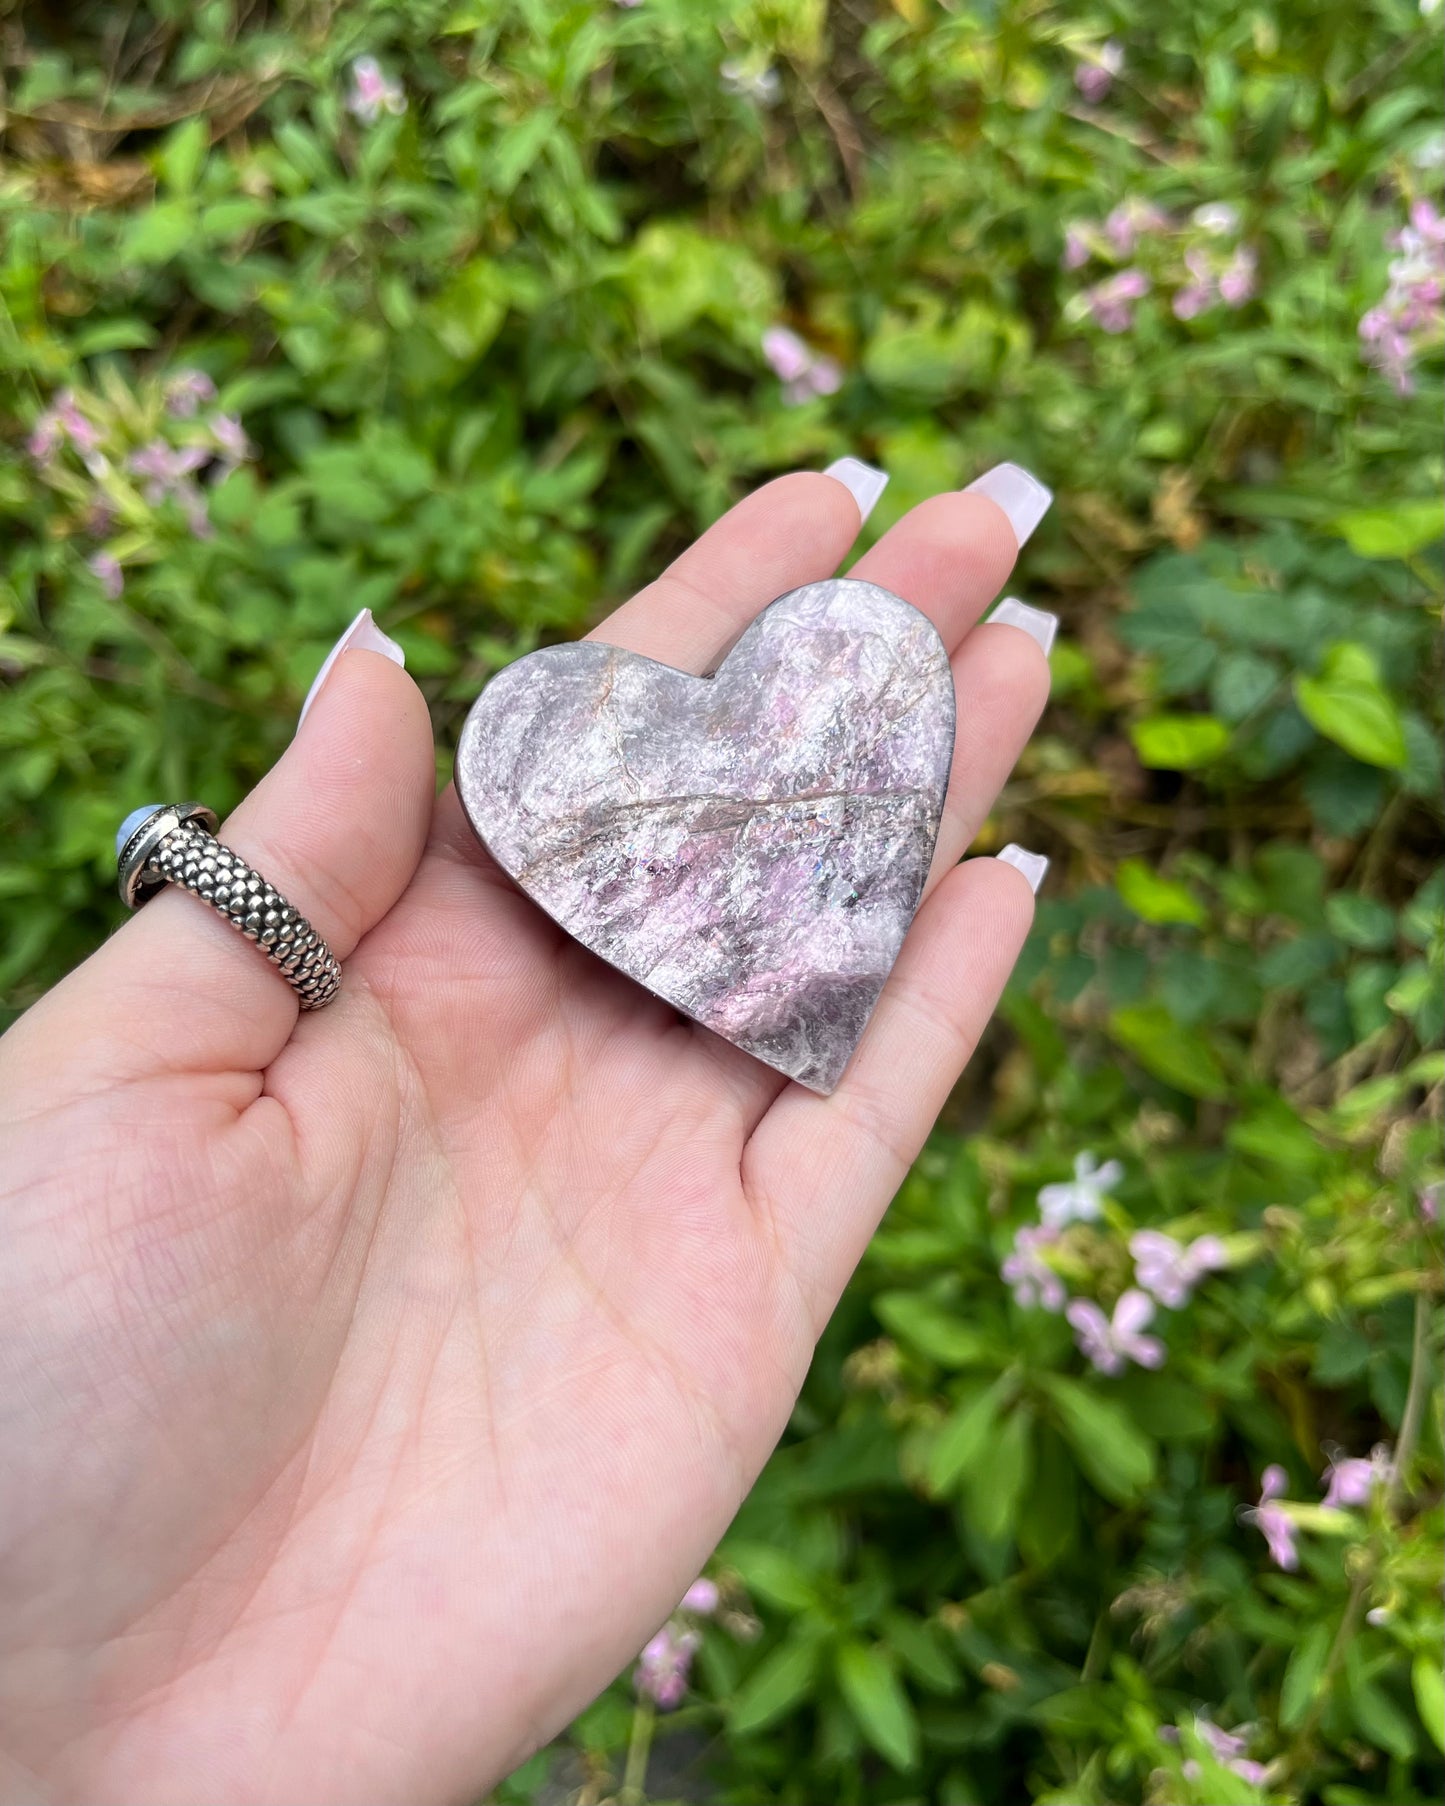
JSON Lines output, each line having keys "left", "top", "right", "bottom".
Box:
{"left": 116, "top": 804, "right": 164, "bottom": 859}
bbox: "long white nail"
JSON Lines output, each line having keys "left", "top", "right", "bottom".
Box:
{"left": 988, "top": 596, "right": 1058, "bottom": 656}
{"left": 964, "top": 462, "right": 1052, "bottom": 546}
{"left": 298, "top": 608, "right": 405, "bottom": 729}
{"left": 823, "top": 457, "right": 889, "bottom": 525}
{"left": 998, "top": 844, "right": 1050, "bottom": 894}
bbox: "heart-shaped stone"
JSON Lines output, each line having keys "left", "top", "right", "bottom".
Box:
{"left": 455, "top": 577, "right": 955, "bottom": 1093}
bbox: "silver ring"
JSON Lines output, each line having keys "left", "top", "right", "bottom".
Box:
{"left": 116, "top": 803, "right": 341, "bottom": 1010}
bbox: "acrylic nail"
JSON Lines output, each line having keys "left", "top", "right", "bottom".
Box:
{"left": 988, "top": 596, "right": 1059, "bottom": 657}
{"left": 823, "top": 457, "right": 889, "bottom": 525}
{"left": 297, "top": 608, "right": 405, "bottom": 729}
{"left": 998, "top": 844, "right": 1050, "bottom": 894}
{"left": 964, "top": 462, "right": 1053, "bottom": 547}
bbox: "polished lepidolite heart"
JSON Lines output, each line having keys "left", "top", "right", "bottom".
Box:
{"left": 455, "top": 577, "right": 955, "bottom": 1093}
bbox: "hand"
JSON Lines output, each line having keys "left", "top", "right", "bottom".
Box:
{"left": 0, "top": 470, "right": 1050, "bottom": 1803}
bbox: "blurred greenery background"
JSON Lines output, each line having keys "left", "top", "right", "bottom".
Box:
{"left": 1, "top": 1, "right": 1442, "bottom": 1801}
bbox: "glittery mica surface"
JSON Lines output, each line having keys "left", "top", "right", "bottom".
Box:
{"left": 455, "top": 578, "right": 955, "bottom": 1093}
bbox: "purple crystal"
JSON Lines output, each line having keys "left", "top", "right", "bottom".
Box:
{"left": 455, "top": 578, "right": 955, "bottom": 1093}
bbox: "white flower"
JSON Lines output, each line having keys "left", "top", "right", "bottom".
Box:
{"left": 720, "top": 58, "right": 782, "bottom": 105}
{"left": 1037, "top": 1152, "right": 1123, "bottom": 1229}
{"left": 1191, "top": 202, "right": 1241, "bottom": 237}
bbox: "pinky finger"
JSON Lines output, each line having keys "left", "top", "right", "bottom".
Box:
{"left": 743, "top": 852, "right": 1043, "bottom": 1329}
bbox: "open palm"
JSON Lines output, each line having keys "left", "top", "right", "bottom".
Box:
{"left": 0, "top": 471, "right": 1049, "bottom": 1803}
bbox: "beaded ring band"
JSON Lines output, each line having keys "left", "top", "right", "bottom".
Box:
{"left": 116, "top": 802, "right": 341, "bottom": 1009}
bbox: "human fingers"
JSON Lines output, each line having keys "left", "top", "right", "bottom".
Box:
{"left": 4, "top": 614, "right": 435, "bottom": 1101}
{"left": 743, "top": 851, "right": 1043, "bottom": 1325}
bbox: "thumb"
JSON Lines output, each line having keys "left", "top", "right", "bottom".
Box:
{"left": 6, "top": 613, "right": 435, "bottom": 1097}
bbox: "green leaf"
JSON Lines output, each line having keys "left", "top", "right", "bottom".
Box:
{"left": 835, "top": 1642, "right": 920, "bottom": 1771}
{"left": 1211, "top": 649, "right": 1279, "bottom": 722}
{"left": 1280, "top": 1621, "right": 1331, "bottom": 1728}
{"left": 1294, "top": 642, "right": 1408, "bottom": 770}
{"left": 71, "top": 319, "right": 159, "bottom": 357}
{"left": 491, "top": 109, "right": 558, "bottom": 194}
{"left": 1346, "top": 1670, "right": 1417, "bottom": 1760}
{"left": 724, "top": 1542, "right": 819, "bottom": 1612}
{"left": 1412, "top": 1653, "right": 1445, "bottom": 1755}
{"left": 926, "top": 1380, "right": 1004, "bottom": 1496}
{"left": 880, "top": 1611, "right": 960, "bottom": 1695}
{"left": 864, "top": 299, "right": 1026, "bottom": 401}
{"left": 1333, "top": 499, "right": 1445, "bottom": 559}
{"left": 1130, "top": 713, "right": 1231, "bottom": 770}
{"left": 1038, "top": 1375, "right": 1156, "bottom": 1504}
{"left": 1115, "top": 858, "right": 1207, "bottom": 927}
{"left": 122, "top": 202, "right": 196, "bottom": 265}
{"left": 625, "top": 221, "right": 777, "bottom": 340}
{"left": 1108, "top": 1002, "right": 1229, "bottom": 1099}
{"left": 428, "top": 260, "right": 508, "bottom": 363}
{"left": 730, "top": 1629, "right": 822, "bottom": 1735}
{"left": 961, "top": 1403, "right": 1033, "bottom": 1542}
{"left": 874, "top": 1292, "right": 993, "bottom": 1367}
{"left": 1325, "top": 893, "right": 1397, "bottom": 952}
{"left": 156, "top": 116, "right": 209, "bottom": 193}
{"left": 1304, "top": 749, "right": 1388, "bottom": 836}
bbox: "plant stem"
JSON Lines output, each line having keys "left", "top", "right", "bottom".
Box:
{"left": 1294, "top": 1569, "right": 1370, "bottom": 1756}
{"left": 618, "top": 1699, "right": 655, "bottom": 1806}
{"left": 1392, "top": 1287, "right": 1431, "bottom": 1502}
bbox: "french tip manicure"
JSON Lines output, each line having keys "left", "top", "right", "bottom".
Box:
{"left": 964, "top": 462, "right": 1053, "bottom": 547}
{"left": 297, "top": 607, "right": 406, "bottom": 730}
{"left": 988, "top": 596, "right": 1059, "bottom": 657}
{"left": 998, "top": 843, "right": 1050, "bottom": 895}
{"left": 823, "top": 456, "right": 889, "bottom": 526}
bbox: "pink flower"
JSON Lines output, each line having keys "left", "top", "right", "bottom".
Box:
{"left": 164, "top": 369, "right": 217, "bottom": 417}
{"left": 1082, "top": 268, "right": 1150, "bottom": 333}
{"left": 1062, "top": 223, "right": 1092, "bottom": 269}
{"left": 1409, "top": 197, "right": 1445, "bottom": 244}
{"left": 762, "top": 327, "right": 844, "bottom": 404}
{"left": 805, "top": 355, "right": 842, "bottom": 396}
{"left": 347, "top": 55, "right": 405, "bottom": 126}
{"left": 27, "top": 411, "right": 64, "bottom": 464}
{"left": 128, "top": 439, "right": 214, "bottom": 537}
{"left": 1038, "top": 1152, "right": 1123, "bottom": 1229}
{"left": 1002, "top": 1224, "right": 1067, "bottom": 1312}
{"left": 28, "top": 389, "right": 107, "bottom": 473}
{"left": 1243, "top": 1465, "right": 1299, "bottom": 1569}
{"left": 634, "top": 1623, "right": 700, "bottom": 1710}
{"left": 1105, "top": 198, "right": 1169, "bottom": 257}
{"left": 1075, "top": 41, "right": 1123, "bottom": 104}
{"left": 1321, "top": 1444, "right": 1393, "bottom": 1509}
{"left": 1361, "top": 196, "right": 1445, "bottom": 392}
{"left": 129, "top": 439, "right": 209, "bottom": 502}
{"left": 1129, "top": 1230, "right": 1227, "bottom": 1308}
{"left": 1183, "top": 1715, "right": 1269, "bottom": 1785}
{"left": 1066, "top": 1289, "right": 1165, "bottom": 1374}
{"left": 1173, "top": 282, "right": 1212, "bottom": 320}
{"left": 1219, "top": 245, "right": 1258, "bottom": 306}
{"left": 1422, "top": 1181, "right": 1442, "bottom": 1223}
{"left": 681, "top": 1578, "right": 720, "bottom": 1616}
{"left": 87, "top": 551, "right": 123, "bottom": 600}
{"left": 207, "top": 412, "right": 251, "bottom": 468}
{"left": 762, "top": 326, "right": 812, "bottom": 383}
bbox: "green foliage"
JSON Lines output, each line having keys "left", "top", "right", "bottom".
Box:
{"left": 1, "top": 1, "right": 1441, "bottom": 1803}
